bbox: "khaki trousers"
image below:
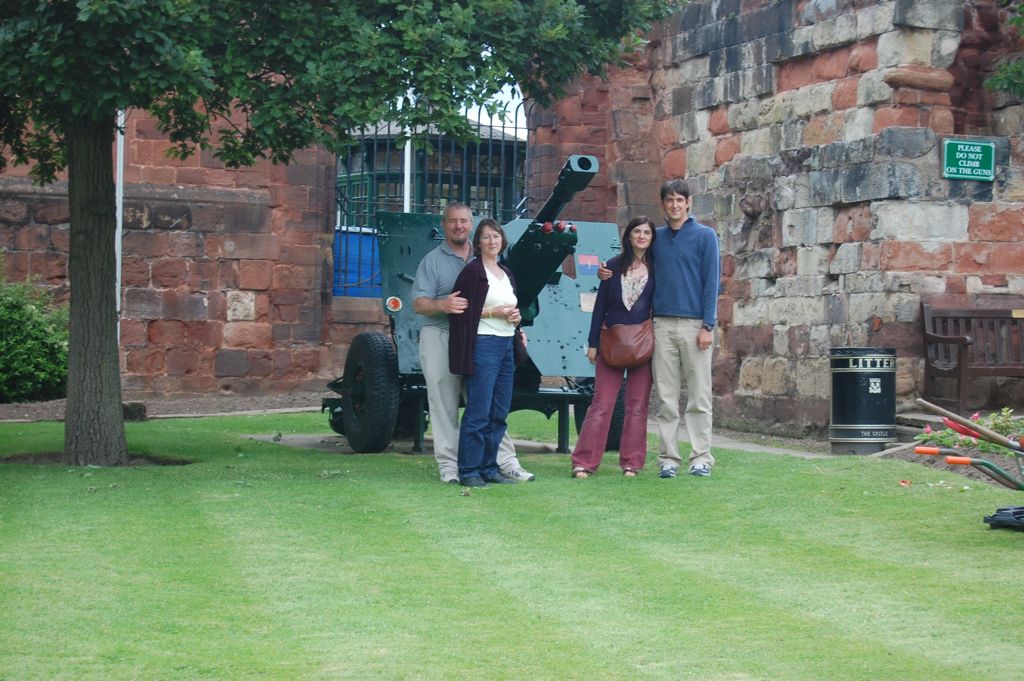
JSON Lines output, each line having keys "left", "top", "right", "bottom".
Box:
{"left": 652, "top": 316, "right": 715, "bottom": 470}
{"left": 419, "top": 326, "right": 520, "bottom": 476}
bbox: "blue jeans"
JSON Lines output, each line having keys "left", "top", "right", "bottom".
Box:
{"left": 458, "top": 334, "right": 514, "bottom": 482}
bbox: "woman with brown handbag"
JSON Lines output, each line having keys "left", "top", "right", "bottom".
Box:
{"left": 571, "top": 217, "right": 656, "bottom": 478}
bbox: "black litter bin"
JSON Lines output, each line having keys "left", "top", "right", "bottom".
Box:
{"left": 829, "top": 347, "right": 896, "bottom": 454}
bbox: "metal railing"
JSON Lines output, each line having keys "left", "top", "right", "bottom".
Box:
{"left": 334, "top": 102, "right": 534, "bottom": 298}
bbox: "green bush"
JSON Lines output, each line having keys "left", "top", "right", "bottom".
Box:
{"left": 0, "top": 272, "right": 69, "bottom": 403}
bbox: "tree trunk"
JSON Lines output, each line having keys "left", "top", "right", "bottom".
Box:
{"left": 61, "top": 115, "right": 129, "bottom": 466}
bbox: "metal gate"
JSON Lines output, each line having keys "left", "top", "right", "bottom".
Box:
{"left": 333, "top": 102, "right": 534, "bottom": 298}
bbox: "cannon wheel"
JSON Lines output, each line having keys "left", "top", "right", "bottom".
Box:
{"left": 340, "top": 332, "right": 400, "bottom": 452}
{"left": 573, "top": 380, "right": 626, "bottom": 451}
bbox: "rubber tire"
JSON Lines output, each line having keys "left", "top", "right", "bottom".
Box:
{"left": 340, "top": 332, "right": 400, "bottom": 452}
{"left": 328, "top": 410, "right": 345, "bottom": 436}
{"left": 573, "top": 381, "right": 626, "bottom": 451}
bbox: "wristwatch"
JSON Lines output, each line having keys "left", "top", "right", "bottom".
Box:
{"left": 701, "top": 323, "right": 714, "bottom": 332}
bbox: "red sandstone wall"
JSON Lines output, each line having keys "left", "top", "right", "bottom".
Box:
{"left": 0, "top": 109, "right": 354, "bottom": 397}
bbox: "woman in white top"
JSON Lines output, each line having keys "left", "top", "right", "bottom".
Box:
{"left": 448, "top": 219, "right": 524, "bottom": 487}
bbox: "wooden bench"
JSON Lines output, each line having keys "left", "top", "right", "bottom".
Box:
{"left": 921, "top": 302, "right": 1024, "bottom": 414}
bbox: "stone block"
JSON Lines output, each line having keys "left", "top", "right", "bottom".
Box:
{"left": 882, "top": 66, "right": 954, "bottom": 92}
{"left": 152, "top": 259, "right": 189, "bottom": 289}
{"left": 842, "top": 272, "right": 886, "bottom": 294}
{"left": 876, "top": 126, "right": 936, "bottom": 158}
{"left": 166, "top": 348, "right": 203, "bottom": 376}
{"left": 757, "top": 91, "right": 794, "bottom": 125}
{"left": 162, "top": 291, "right": 210, "bottom": 321}
{"left": 839, "top": 162, "right": 922, "bottom": 204}
{"left": 122, "top": 287, "right": 162, "bottom": 319}
{"left": 776, "top": 274, "right": 831, "bottom": 296}
{"left": 872, "top": 201, "right": 969, "bottom": 241}
{"left": 858, "top": 3, "right": 895, "bottom": 39}
{"left": 206, "top": 234, "right": 280, "bottom": 260}
{"left": 238, "top": 260, "right": 274, "bottom": 290}
{"left": 877, "top": 28, "right": 936, "bottom": 68}
{"left": 762, "top": 357, "right": 794, "bottom": 395}
{"left": 768, "top": 296, "right": 825, "bottom": 326}
{"left": 893, "top": 0, "right": 964, "bottom": 31}
{"left": 687, "top": 140, "right": 717, "bottom": 175}
{"left": 187, "top": 260, "right": 219, "bottom": 292}
{"left": 166, "top": 232, "right": 203, "bottom": 258}
{"left": 737, "top": 356, "right": 764, "bottom": 393}
{"left": 812, "top": 13, "right": 858, "bottom": 51}
{"left": 678, "top": 56, "right": 711, "bottom": 84}
{"left": 781, "top": 207, "right": 834, "bottom": 246}
{"left": 732, "top": 297, "right": 770, "bottom": 326}
{"left": 148, "top": 320, "right": 187, "bottom": 347}
{"left": 773, "top": 325, "right": 790, "bottom": 355}
{"left": 843, "top": 107, "right": 875, "bottom": 140}
{"left": 185, "top": 321, "right": 224, "bottom": 348}
{"left": 779, "top": 118, "right": 807, "bottom": 150}
{"left": 740, "top": 127, "right": 778, "bottom": 157}
{"left": 879, "top": 240, "right": 954, "bottom": 271}
{"left": 792, "top": 83, "right": 836, "bottom": 118}
{"left": 120, "top": 319, "right": 148, "bottom": 348}
{"left": 227, "top": 290, "right": 257, "bottom": 321}
{"left": 678, "top": 112, "right": 702, "bottom": 143}
{"left": 809, "top": 169, "right": 842, "bottom": 206}
{"left": 743, "top": 64, "right": 775, "bottom": 99}
{"left": 857, "top": 71, "right": 893, "bottom": 106}
{"left": 796, "top": 247, "right": 829, "bottom": 275}
{"left": 214, "top": 349, "right": 250, "bottom": 377}
{"left": 224, "top": 321, "right": 273, "bottom": 349}
{"left": 969, "top": 203, "right": 1024, "bottom": 241}
{"left": 882, "top": 272, "right": 947, "bottom": 295}
{"left": 823, "top": 292, "right": 848, "bottom": 325}
{"left": 272, "top": 264, "right": 318, "bottom": 290}
{"left": 795, "top": 357, "right": 831, "bottom": 398}
{"left": 727, "top": 99, "right": 760, "bottom": 132}
{"left": 829, "top": 243, "right": 862, "bottom": 275}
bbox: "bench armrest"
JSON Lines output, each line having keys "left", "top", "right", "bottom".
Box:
{"left": 923, "top": 331, "right": 973, "bottom": 346}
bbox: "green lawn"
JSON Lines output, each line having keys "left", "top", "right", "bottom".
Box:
{"left": 1, "top": 412, "right": 1022, "bottom": 680}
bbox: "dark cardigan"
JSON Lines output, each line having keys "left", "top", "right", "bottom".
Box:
{"left": 448, "top": 258, "right": 519, "bottom": 376}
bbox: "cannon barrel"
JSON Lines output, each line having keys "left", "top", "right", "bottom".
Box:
{"left": 533, "top": 155, "right": 599, "bottom": 225}
{"left": 505, "top": 155, "right": 599, "bottom": 325}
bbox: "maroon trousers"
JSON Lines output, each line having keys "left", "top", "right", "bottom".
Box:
{"left": 571, "top": 355, "right": 653, "bottom": 473}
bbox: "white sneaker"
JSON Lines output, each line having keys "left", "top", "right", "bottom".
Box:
{"left": 504, "top": 468, "right": 536, "bottom": 482}
{"left": 440, "top": 470, "right": 459, "bottom": 484}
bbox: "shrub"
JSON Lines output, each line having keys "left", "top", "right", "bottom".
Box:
{"left": 0, "top": 271, "right": 69, "bottom": 403}
{"left": 914, "top": 407, "right": 1021, "bottom": 456}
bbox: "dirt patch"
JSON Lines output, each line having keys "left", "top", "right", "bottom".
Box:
{"left": 879, "top": 443, "right": 1023, "bottom": 488}
{"left": 0, "top": 391, "right": 330, "bottom": 422}
{"left": 1, "top": 452, "right": 191, "bottom": 466}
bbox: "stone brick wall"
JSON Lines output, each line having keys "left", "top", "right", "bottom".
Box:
{"left": 530, "top": 0, "right": 1024, "bottom": 434}
{"left": 0, "top": 110, "right": 377, "bottom": 397}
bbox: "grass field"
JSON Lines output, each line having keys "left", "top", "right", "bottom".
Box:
{"left": 1, "top": 411, "right": 1023, "bottom": 680}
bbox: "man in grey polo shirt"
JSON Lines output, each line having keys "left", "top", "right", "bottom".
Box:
{"left": 411, "top": 202, "right": 535, "bottom": 484}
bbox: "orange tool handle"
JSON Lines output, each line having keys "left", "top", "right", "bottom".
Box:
{"left": 914, "top": 446, "right": 941, "bottom": 456}
{"left": 945, "top": 456, "right": 973, "bottom": 465}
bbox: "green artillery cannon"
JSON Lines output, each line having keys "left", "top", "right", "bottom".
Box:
{"left": 322, "top": 155, "right": 627, "bottom": 453}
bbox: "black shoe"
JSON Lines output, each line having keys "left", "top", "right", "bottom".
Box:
{"left": 460, "top": 477, "right": 488, "bottom": 488}
{"left": 483, "top": 472, "right": 517, "bottom": 484}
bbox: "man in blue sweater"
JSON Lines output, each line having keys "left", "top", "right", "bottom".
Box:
{"left": 650, "top": 179, "right": 720, "bottom": 478}
{"left": 600, "top": 179, "right": 721, "bottom": 477}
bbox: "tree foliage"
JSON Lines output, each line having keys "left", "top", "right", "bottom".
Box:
{"left": 1, "top": 0, "right": 673, "bottom": 178}
{"left": 987, "top": 1, "right": 1024, "bottom": 97}
{"left": 0, "top": 0, "right": 674, "bottom": 465}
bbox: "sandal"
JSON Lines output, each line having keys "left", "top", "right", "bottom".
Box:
{"left": 623, "top": 469, "right": 637, "bottom": 478}
{"left": 571, "top": 467, "right": 590, "bottom": 479}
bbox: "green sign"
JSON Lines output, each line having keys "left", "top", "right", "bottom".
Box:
{"left": 942, "top": 139, "right": 995, "bottom": 182}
